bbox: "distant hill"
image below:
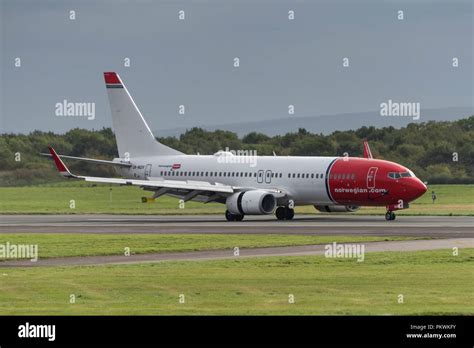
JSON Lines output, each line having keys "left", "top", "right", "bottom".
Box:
{"left": 155, "top": 107, "right": 473, "bottom": 137}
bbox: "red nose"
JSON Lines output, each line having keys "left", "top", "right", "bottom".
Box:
{"left": 409, "top": 179, "right": 427, "bottom": 201}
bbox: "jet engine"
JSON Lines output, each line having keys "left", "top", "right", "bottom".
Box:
{"left": 314, "top": 205, "right": 360, "bottom": 213}
{"left": 226, "top": 190, "right": 277, "bottom": 215}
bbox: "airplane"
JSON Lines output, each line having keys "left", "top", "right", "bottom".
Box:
{"left": 45, "top": 72, "right": 428, "bottom": 221}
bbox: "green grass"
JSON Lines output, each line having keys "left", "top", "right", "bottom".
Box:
{"left": 0, "top": 182, "right": 472, "bottom": 215}
{"left": 0, "top": 234, "right": 419, "bottom": 259}
{"left": 0, "top": 248, "right": 472, "bottom": 315}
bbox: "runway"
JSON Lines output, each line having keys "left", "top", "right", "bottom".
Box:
{"left": 0, "top": 215, "right": 472, "bottom": 267}
{"left": 1, "top": 237, "right": 472, "bottom": 267}
{"left": 0, "top": 214, "right": 473, "bottom": 238}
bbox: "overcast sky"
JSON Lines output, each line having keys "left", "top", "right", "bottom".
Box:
{"left": 0, "top": 0, "right": 472, "bottom": 134}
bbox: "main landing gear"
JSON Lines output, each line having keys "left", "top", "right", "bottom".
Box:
{"left": 225, "top": 210, "right": 244, "bottom": 221}
{"left": 275, "top": 206, "right": 295, "bottom": 220}
{"left": 385, "top": 211, "right": 396, "bottom": 221}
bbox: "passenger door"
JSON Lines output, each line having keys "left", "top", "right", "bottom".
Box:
{"left": 265, "top": 170, "right": 272, "bottom": 184}
{"left": 144, "top": 164, "right": 152, "bottom": 178}
{"left": 367, "top": 167, "right": 378, "bottom": 189}
{"left": 257, "top": 170, "right": 264, "bottom": 183}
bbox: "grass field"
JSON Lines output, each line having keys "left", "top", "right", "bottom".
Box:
{"left": 0, "top": 248, "right": 471, "bottom": 315}
{"left": 0, "top": 182, "right": 472, "bottom": 215}
{"left": 0, "top": 234, "right": 419, "bottom": 258}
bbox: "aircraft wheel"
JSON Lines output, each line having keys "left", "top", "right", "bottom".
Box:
{"left": 234, "top": 214, "right": 244, "bottom": 221}
{"left": 285, "top": 207, "right": 295, "bottom": 220}
{"left": 275, "top": 207, "right": 286, "bottom": 220}
{"left": 385, "top": 211, "right": 396, "bottom": 221}
{"left": 390, "top": 212, "right": 396, "bottom": 220}
{"left": 225, "top": 210, "right": 244, "bottom": 221}
{"left": 225, "top": 210, "right": 234, "bottom": 221}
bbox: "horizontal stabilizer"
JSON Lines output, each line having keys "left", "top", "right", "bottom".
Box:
{"left": 41, "top": 152, "right": 131, "bottom": 167}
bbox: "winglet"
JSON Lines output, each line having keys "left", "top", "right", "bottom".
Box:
{"left": 48, "top": 147, "right": 74, "bottom": 177}
{"left": 363, "top": 140, "right": 373, "bottom": 159}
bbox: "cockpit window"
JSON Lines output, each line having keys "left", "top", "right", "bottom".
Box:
{"left": 388, "top": 171, "right": 414, "bottom": 179}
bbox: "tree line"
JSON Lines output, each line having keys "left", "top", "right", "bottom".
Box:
{"left": 0, "top": 116, "right": 472, "bottom": 186}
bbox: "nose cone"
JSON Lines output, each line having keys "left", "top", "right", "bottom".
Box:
{"left": 408, "top": 179, "right": 427, "bottom": 201}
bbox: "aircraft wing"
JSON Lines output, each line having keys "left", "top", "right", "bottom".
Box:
{"left": 47, "top": 147, "right": 287, "bottom": 203}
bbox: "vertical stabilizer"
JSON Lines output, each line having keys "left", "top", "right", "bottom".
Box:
{"left": 104, "top": 72, "right": 183, "bottom": 158}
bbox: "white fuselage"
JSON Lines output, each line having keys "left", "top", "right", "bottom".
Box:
{"left": 116, "top": 154, "right": 338, "bottom": 205}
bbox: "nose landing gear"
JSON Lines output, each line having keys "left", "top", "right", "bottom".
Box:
{"left": 275, "top": 206, "right": 295, "bottom": 220}
{"left": 385, "top": 211, "right": 396, "bottom": 221}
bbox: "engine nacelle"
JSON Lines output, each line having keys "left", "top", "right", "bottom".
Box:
{"left": 226, "top": 190, "right": 277, "bottom": 215}
{"left": 314, "top": 205, "right": 360, "bottom": 213}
